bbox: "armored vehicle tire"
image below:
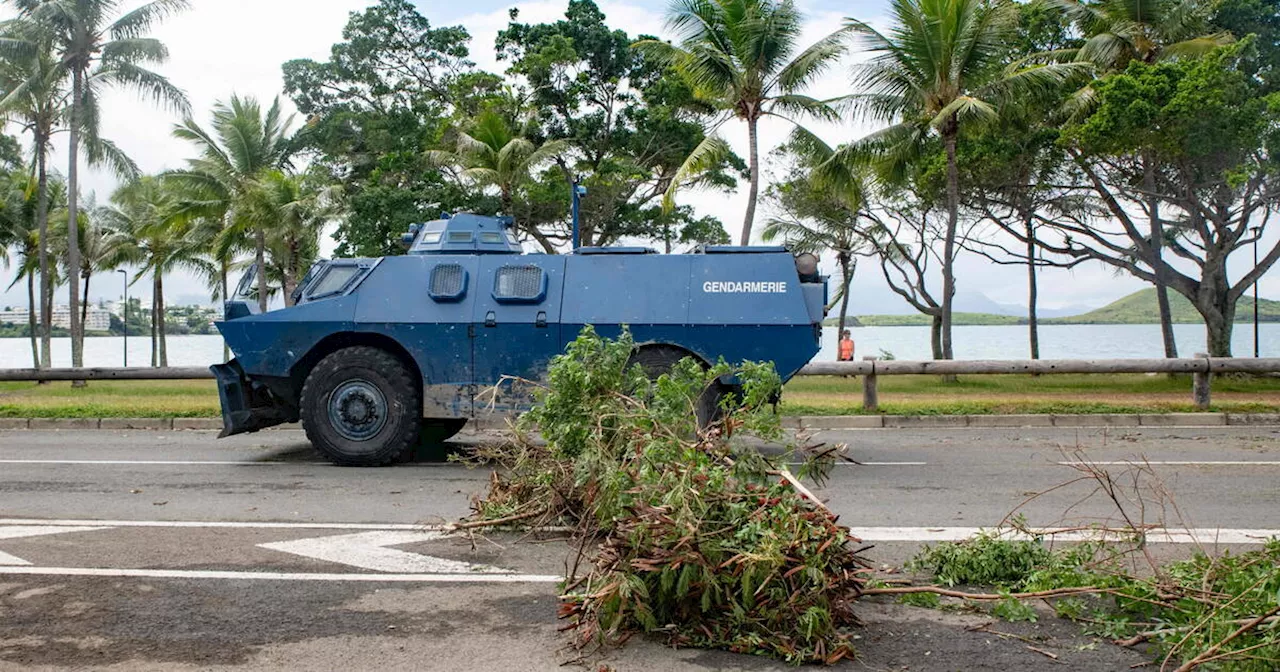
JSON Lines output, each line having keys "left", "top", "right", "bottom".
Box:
{"left": 627, "top": 346, "right": 725, "bottom": 428}
{"left": 300, "top": 346, "right": 422, "bottom": 467}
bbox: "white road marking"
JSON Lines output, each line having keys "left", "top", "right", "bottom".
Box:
{"left": 0, "top": 566, "right": 562, "bottom": 582}
{"left": 0, "top": 526, "right": 110, "bottom": 565}
{"left": 1059, "top": 461, "right": 1280, "bottom": 466}
{"left": 0, "top": 518, "right": 441, "bottom": 530}
{"left": 837, "top": 461, "right": 928, "bottom": 466}
{"left": 259, "top": 531, "right": 503, "bottom": 574}
{"left": 0, "top": 459, "right": 318, "bottom": 466}
{"left": 850, "top": 527, "right": 1280, "bottom": 545}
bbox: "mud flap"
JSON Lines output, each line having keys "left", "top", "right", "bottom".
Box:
{"left": 210, "top": 360, "right": 293, "bottom": 437}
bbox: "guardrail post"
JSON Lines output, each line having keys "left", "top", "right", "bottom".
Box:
{"left": 862, "top": 356, "right": 879, "bottom": 412}
{"left": 1193, "top": 352, "right": 1211, "bottom": 410}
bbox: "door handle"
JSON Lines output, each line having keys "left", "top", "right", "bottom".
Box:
{"left": 484, "top": 311, "right": 496, "bottom": 327}
{"left": 536, "top": 311, "right": 547, "bottom": 328}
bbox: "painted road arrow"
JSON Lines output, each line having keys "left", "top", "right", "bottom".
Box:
{"left": 258, "top": 530, "right": 505, "bottom": 574}
{"left": 0, "top": 525, "right": 110, "bottom": 565}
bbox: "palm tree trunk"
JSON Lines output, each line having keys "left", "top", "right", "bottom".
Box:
{"left": 150, "top": 286, "right": 157, "bottom": 368}
{"left": 67, "top": 68, "right": 84, "bottom": 384}
{"left": 35, "top": 139, "right": 51, "bottom": 372}
{"left": 835, "top": 252, "right": 853, "bottom": 361}
{"left": 739, "top": 114, "right": 760, "bottom": 246}
{"left": 1025, "top": 213, "right": 1039, "bottom": 360}
{"left": 941, "top": 121, "right": 960, "bottom": 365}
{"left": 256, "top": 227, "right": 267, "bottom": 312}
{"left": 221, "top": 262, "right": 230, "bottom": 362}
{"left": 1144, "top": 158, "right": 1177, "bottom": 359}
{"left": 157, "top": 272, "right": 167, "bottom": 367}
{"left": 27, "top": 272, "right": 38, "bottom": 368}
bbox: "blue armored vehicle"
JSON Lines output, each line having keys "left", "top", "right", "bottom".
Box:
{"left": 213, "top": 213, "right": 827, "bottom": 466}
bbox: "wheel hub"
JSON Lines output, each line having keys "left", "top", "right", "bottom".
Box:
{"left": 328, "top": 380, "right": 388, "bottom": 441}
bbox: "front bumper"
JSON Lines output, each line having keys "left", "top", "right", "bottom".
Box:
{"left": 211, "top": 359, "right": 294, "bottom": 437}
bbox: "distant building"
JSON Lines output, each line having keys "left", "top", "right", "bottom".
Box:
{"left": 0, "top": 306, "right": 112, "bottom": 332}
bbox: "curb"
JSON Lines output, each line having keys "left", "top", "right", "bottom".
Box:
{"left": 1, "top": 413, "right": 1276, "bottom": 432}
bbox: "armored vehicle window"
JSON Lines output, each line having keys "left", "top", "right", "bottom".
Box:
{"left": 493, "top": 265, "right": 546, "bottom": 303}
{"left": 429, "top": 263, "right": 468, "bottom": 302}
{"left": 421, "top": 231, "right": 442, "bottom": 244}
{"left": 448, "top": 231, "right": 473, "bottom": 243}
{"left": 307, "top": 265, "right": 360, "bottom": 299}
{"left": 479, "top": 232, "right": 502, "bottom": 244}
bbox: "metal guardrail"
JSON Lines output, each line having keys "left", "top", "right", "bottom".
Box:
{"left": 797, "top": 355, "right": 1280, "bottom": 411}
{"left": 6, "top": 355, "right": 1278, "bottom": 410}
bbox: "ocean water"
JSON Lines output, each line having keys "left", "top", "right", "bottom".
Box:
{"left": 0, "top": 323, "right": 1275, "bottom": 369}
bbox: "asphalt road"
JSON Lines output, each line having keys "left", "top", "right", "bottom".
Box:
{"left": 1, "top": 425, "right": 1277, "bottom": 670}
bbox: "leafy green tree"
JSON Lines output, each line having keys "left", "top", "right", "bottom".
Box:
{"left": 843, "top": 0, "right": 1078, "bottom": 360}
{"left": 169, "top": 95, "right": 294, "bottom": 312}
{"left": 1212, "top": 0, "right": 1280, "bottom": 93}
{"left": 497, "top": 1, "right": 739, "bottom": 248}
{"left": 638, "top": 0, "right": 849, "bottom": 245}
{"left": 1044, "top": 43, "right": 1280, "bottom": 356}
{"left": 762, "top": 138, "right": 873, "bottom": 351}
{"left": 8, "top": 0, "right": 188, "bottom": 372}
{"left": 100, "top": 176, "right": 208, "bottom": 367}
{"left": 1050, "top": 0, "right": 1233, "bottom": 358}
{"left": 282, "top": 0, "right": 493, "bottom": 257}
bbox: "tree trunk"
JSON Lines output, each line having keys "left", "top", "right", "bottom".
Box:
{"left": 739, "top": 113, "right": 760, "bottom": 246}
{"left": 256, "top": 227, "right": 268, "bottom": 312}
{"left": 27, "top": 272, "right": 38, "bottom": 368}
{"left": 1025, "top": 214, "right": 1040, "bottom": 360}
{"left": 150, "top": 288, "right": 157, "bottom": 368}
{"left": 157, "top": 272, "right": 167, "bottom": 367}
{"left": 835, "top": 252, "right": 854, "bottom": 361}
{"left": 67, "top": 68, "right": 84, "bottom": 384}
{"left": 221, "top": 263, "right": 230, "bottom": 362}
{"left": 35, "top": 140, "right": 50, "bottom": 372}
{"left": 940, "top": 120, "right": 960, "bottom": 365}
{"left": 1144, "top": 159, "right": 1178, "bottom": 359}
{"left": 930, "top": 314, "right": 944, "bottom": 360}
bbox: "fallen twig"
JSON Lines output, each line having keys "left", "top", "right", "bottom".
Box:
{"left": 452, "top": 507, "right": 547, "bottom": 530}
{"left": 862, "top": 585, "right": 1105, "bottom": 601}
{"left": 1026, "top": 645, "right": 1061, "bottom": 661}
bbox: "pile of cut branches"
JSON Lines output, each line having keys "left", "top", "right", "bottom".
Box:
{"left": 463, "top": 327, "right": 870, "bottom": 664}
{"left": 881, "top": 454, "right": 1280, "bottom": 671}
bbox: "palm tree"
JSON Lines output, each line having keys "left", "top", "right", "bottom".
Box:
{"left": 71, "top": 196, "right": 115, "bottom": 331}
{"left": 0, "top": 169, "right": 39, "bottom": 366}
{"left": 245, "top": 170, "right": 340, "bottom": 306}
{"left": 843, "top": 0, "right": 1079, "bottom": 360}
{"left": 425, "top": 111, "right": 568, "bottom": 252}
{"left": 761, "top": 138, "right": 872, "bottom": 354}
{"left": 1050, "top": 0, "right": 1231, "bottom": 72}
{"left": 168, "top": 95, "right": 294, "bottom": 312}
{"left": 100, "top": 176, "right": 206, "bottom": 367}
{"left": 0, "top": 45, "right": 66, "bottom": 369}
{"left": 8, "top": 0, "right": 189, "bottom": 370}
{"left": 637, "top": 0, "right": 849, "bottom": 244}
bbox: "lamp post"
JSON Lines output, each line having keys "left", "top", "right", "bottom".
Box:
{"left": 117, "top": 269, "right": 128, "bottom": 367}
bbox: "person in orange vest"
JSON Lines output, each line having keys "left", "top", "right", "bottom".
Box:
{"left": 838, "top": 329, "right": 855, "bottom": 362}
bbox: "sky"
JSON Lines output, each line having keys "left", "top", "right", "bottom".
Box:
{"left": 1, "top": 0, "right": 1273, "bottom": 316}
